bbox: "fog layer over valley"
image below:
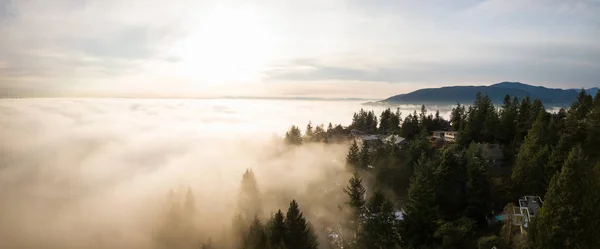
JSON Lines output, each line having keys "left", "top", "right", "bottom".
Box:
{"left": 0, "top": 98, "right": 437, "bottom": 248}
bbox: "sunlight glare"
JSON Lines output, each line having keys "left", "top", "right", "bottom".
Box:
{"left": 173, "top": 5, "right": 274, "bottom": 85}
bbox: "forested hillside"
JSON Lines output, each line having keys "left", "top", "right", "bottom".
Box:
{"left": 156, "top": 90, "right": 599, "bottom": 249}
{"left": 278, "top": 90, "right": 599, "bottom": 249}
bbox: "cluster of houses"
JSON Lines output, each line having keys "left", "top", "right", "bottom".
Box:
{"left": 348, "top": 128, "right": 542, "bottom": 243}
{"left": 350, "top": 129, "right": 507, "bottom": 170}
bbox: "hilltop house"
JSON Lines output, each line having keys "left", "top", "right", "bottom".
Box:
{"left": 350, "top": 129, "right": 408, "bottom": 150}
{"left": 512, "top": 196, "right": 544, "bottom": 234}
{"left": 431, "top": 130, "right": 458, "bottom": 142}
{"left": 383, "top": 134, "right": 408, "bottom": 148}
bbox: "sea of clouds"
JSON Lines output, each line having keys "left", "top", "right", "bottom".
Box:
{"left": 0, "top": 98, "right": 453, "bottom": 248}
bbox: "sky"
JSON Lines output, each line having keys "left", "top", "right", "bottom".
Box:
{"left": 0, "top": 0, "right": 599, "bottom": 98}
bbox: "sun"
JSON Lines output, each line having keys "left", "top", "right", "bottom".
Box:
{"left": 172, "top": 5, "right": 274, "bottom": 85}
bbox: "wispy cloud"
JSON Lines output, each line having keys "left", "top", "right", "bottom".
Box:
{"left": 1, "top": 0, "right": 598, "bottom": 97}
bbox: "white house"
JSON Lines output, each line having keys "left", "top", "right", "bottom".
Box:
{"left": 431, "top": 130, "right": 458, "bottom": 142}
{"left": 512, "top": 196, "right": 543, "bottom": 234}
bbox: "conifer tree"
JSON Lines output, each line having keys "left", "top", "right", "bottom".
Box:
{"left": 358, "top": 191, "right": 399, "bottom": 249}
{"left": 284, "top": 200, "right": 318, "bottom": 249}
{"left": 531, "top": 146, "right": 598, "bottom": 249}
{"left": 584, "top": 91, "right": 600, "bottom": 160}
{"left": 244, "top": 216, "right": 268, "bottom": 249}
{"left": 498, "top": 95, "right": 518, "bottom": 144}
{"left": 285, "top": 125, "right": 303, "bottom": 145}
{"left": 512, "top": 110, "right": 550, "bottom": 197}
{"left": 499, "top": 203, "right": 517, "bottom": 247}
{"left": 563, "top": 90, "right": 593, "bottom": 144}
{"left": 400, "top": 156, "right": 440, "bottom": 248}
{"left": 358, "top": 142, "right": 371, "bottom": 169}
{"left": 515, "top": 96, "right": 532, "bottom": 142}
{"left": 464, "top": 143, "right": 491, "bottom": 225}
{"left": 267, "top": 210, "right": 286, "bottom": 247}
{"left": 401, "top": 111, "right": 420, "bottom": 139}
{"left": 305, "top": 121, "right": 314, "bottom": 141}
{"left": 379, "top": 108, "right": 392, "bottom": 134}
{"left": 544, "top": 135, "right": 573, "bottom": 188}
{"left": 344, "top": 172, "right": 366, "bottom": 244}
{"left": 482, "top": 96, "right": 499, "bottom": 143}
{"left": 529, "top": 99, "right": 544, "bottom": 126}
{"left": 450, "top": 102, "right": 466, "bottom": 131}
{"left": 388, "top": 108, "right": 402, "bottom": 134}
{"left": 435, "top": 146, "right": 467, "bottom": 220}
{"left": 239, "top": 169, "right": 262, "bottom": 220}
{"left": 346, "top": 140, "right": 360, "bottom": 167}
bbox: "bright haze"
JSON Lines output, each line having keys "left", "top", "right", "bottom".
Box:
{"left": 1, "top": 0, "right": 599, "bottom": 98}
{"left": 0, "top": 97, "right": 453, "bottom": 248}
{"left": 0, "top": 0, "right": 598, "bottom": 248}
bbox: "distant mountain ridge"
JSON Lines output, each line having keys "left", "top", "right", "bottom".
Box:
{"left": 382, "top": 82, "right": 597, "bottom": 105}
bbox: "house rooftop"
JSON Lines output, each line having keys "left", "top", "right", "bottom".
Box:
{"left": 361, "top": 135, "right": 380, "bottom": 141}
{"left": 384, "top": 135, "right": 406, "bottom": 144}
{"left": 519, "top": 196, "right": 543, "bottom": 217}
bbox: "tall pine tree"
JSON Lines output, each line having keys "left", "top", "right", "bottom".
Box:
{"left": 284, "top": 200, "right": 318, "bottom": 249}
{"left": 512, "top": 110, "right": 550, "bottom": 197}
{"left": 267, "top": 210, "right": 286, "bottom": 248}
{"left": 400, "top": 156, "right": 440, "bottom": 248}
{"left": 285, "top": 125, "right": 303, "bottom": 145}
{"left": 464, "top": 143, "right": 491, "bottom": 226}
{"left": 358, "top": 191, "right": 400, "bottom": 249}
{"left": 344, "top": 172, "right": 366, "bottom": 246}
{"left": 435, "top": 145, "right": 467, "bottom": 220}
{"left": 346, "top": 140, "right": 360, "bottom": 167}
{"left": 239, "top": 169, "right": 262, "bottom": 221}
{"left": 531, "top": 146, "right": 599, "bottom": 248}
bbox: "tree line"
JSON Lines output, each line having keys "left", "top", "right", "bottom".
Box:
{"left": 278, "top": 90, "right": 600, "bottom": 249}
{"left": 155, "top": 90, "right": 599, "bottom": 249}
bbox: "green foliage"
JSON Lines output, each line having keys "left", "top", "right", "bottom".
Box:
{"left": 351, "top": 109, "right": 378, "bottom": 133}
{"left": 584, "top": 92, "right": 600, "bottom": 160}
{"left": 344, "top": 172, "right": 366, "bottom": 244}
{"left": 275, "top": 91, "right": 600, "bottom": 249}
{"left": 346, "top": 140, "right": 360, "bottom": 167}
{"left": 400, "top": 156, "right": 440, "bottom": 248}
{"left": 460, "top": 93, "right": 499, "bottom": 144}
{"left": 285, "top": 125, "right": 303, "bottom": 145}
{"left": 434, "top": 217, "right": 477, "bottom": 248}
{"left": 244, "top": 216, "right": 268, "bottom": 249}
{"left": 515, "top": 96, "right": 532, "bottom": 143}
{"left": 497, "top": 95, "right": 519, "bottom": 144}
{"left": 477, "top": 235, "right": 500, "bottom": 249}
{"left": 451, "top": 102, "right": 466, "bottom": 131}
{"left": 401, "top": 111, "right": 420, "bottom": 139}
{"left": 267, "top": 210, "right": 286, "bottom": 247}
{"left": 499, "top": 203, "right": 517, "bottom": 247}
{"left": 305, "top": 121, "right": 314, "bottom": 141}
{"left": 358, "top": 191, "right": 400, "bottom": 249}
{"left": 435, "top": 146, "right": 468, "bottom": 220}
{"left": 531, "top": 146, "right": 600, "bottom": 249}
{"left": 358, "top": 141, "right": 371, "bottom": 169}
{"left": 284, "top": 200, "right": 319, "bottom": 249}
{"left": 464, "top": 144, "right": 491, "bottom": 225}
{"left": 512, "top": 110, "right": 551, "bottom": 197}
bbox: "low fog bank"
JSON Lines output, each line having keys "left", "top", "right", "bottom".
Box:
{"left": 0, "top": 98, "right": 450, "bottom": 248}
